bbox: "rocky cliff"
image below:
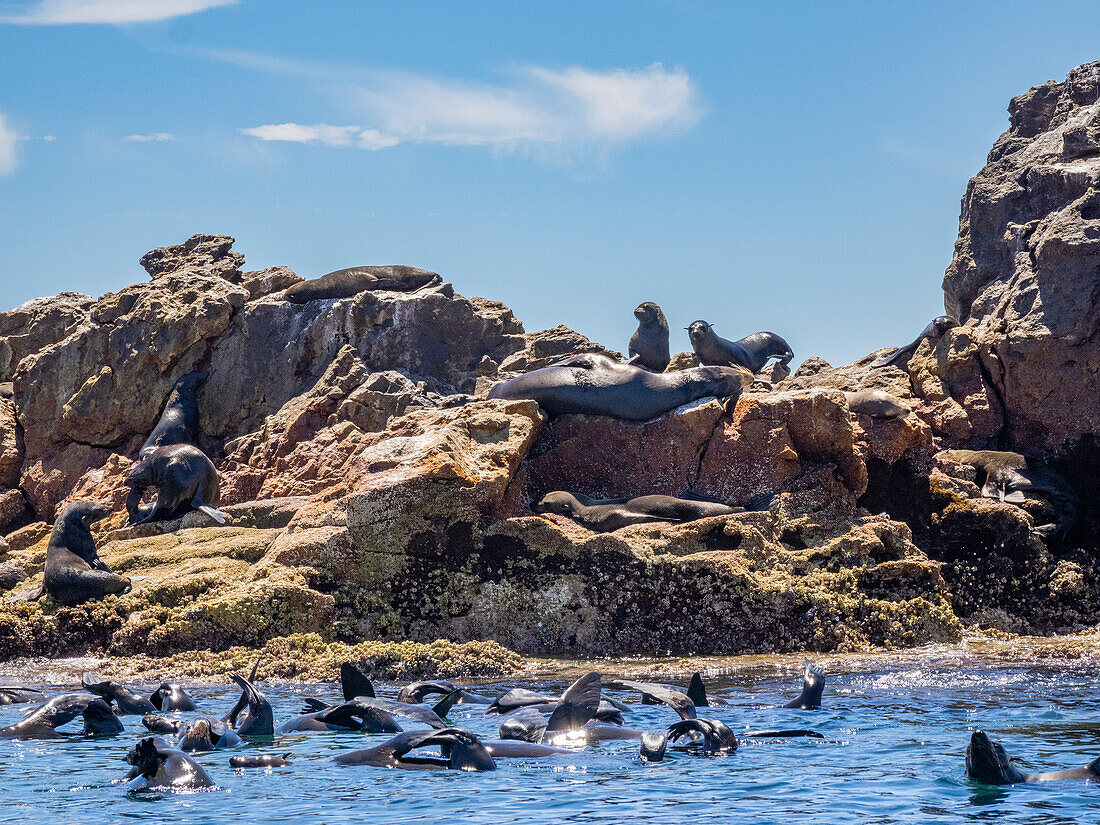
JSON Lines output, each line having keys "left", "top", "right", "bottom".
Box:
{"left": 1, "top": 62, "right": 1098, "bottom": 670}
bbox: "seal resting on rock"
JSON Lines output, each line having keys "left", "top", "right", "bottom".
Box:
{"left": 535, "top": 491, "right": 744, "bottom": 532}
{"left": 870, "top": 315, "right": 958, "bottom": 368}
{"left": 284, "top": 265, "right": 442, "bottom": 304}
{"left": 125, "top": 444, "right": 225, "bottom": 526}
{"left": 628, "top": 302, "right": 671, "bottom": 372}
{"left": 686, "top": 321, "right": 793, "bottom": 373}
{"left": 936, "top": 449, "right": 1078, "bottom": 538}
{"left": 41, "top": 502, "right": 130, "bottom": 605}
{"left": 487, "top": 353, "right": 752, "bottom": 421}
{"left": 140, "top": 372, "right": 203, "bottom": 457}
{"left": 967, "top": 730, "right": 1100, "bottom": 784}
{"left": 843, "top": 390, "right": 910, "bottom": 419}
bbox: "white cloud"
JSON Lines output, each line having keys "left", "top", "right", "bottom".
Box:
{"left": 0, "top": 0, "right": 235, "bottom": 25}
{"left": 123, "top": 132, "right": 177, "bottom": 142}
{"left": 242, "top": 63, "right": 701, "bottom": 156}
{"left": 0, "top": 113, "right": 17, "bottom": 175}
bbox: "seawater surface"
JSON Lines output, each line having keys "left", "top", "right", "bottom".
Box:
{"left": 1, "top": 655, "right": 1099, "bottom": 824}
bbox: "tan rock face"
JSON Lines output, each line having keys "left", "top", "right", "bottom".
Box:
{"left": 0, "top": 291, "right": 93, "bottom": 383}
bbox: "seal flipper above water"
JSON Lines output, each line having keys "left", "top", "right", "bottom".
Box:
{"left": 545, "top": 672, "right": 601, "bottom": 734}
{"left": 340, "top": 661, "right": 376, "bottom": 700}
{"left": 783, "top": 659, "right": 825, "bottom": 709}
{"left": 610, "top": 679, "right": 696, "bottom": 720}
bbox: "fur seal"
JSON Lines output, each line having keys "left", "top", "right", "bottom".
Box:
{"left": 279, "top": 700, "right": 402, "bottom": 734}
{"left": 871, "top": 316, "right": 958, "bottom": 368}
{"left": 143, "top": 714, "right": 185, "bottom": 735}
{"left": 639, "top": 718, "right": 822, "bottom": 762}
{"left": 628, "top": 302, "right": 671, "bottom": 372}
{"left": 844, "top": 390, "right": 910, "bottom": 419}
{"left": 125, "top": 444, "right": 226, "bottom": 526}
{"left": 609, "top": 680, "right": 696, "bottom": 720}
{"left": 782, "top": 659, "right": 825, "bottom": 709}
{"left": 397, "top": 680, "right": 492, "bottom": 705}
{"left": 536, "top": 491, "right": 742, "bottom": 532}
{"left": 0, "top": 694, "right": 94, "bottom": 739}
{"left": 141, "top": 372, "right": 203, "bottom": 457}
{"left": 0, "top": 686, "right": 46, "bottom": 705}
{"left": 81, "top": 673, "right": 155, "bottom": 714}
{"left": 150, "top": 681, "right": 196, "bottom": 712}
{"left": 936, "top": 449, "right": 1078, "bottom": 538}
{"left": 81, "top": 698, "right": 124, "bottom": 736}
{"left": 686, "top": 321, "right": 794, "bottom": 373}
{"left": 230, "top": 753, "right": 292, "bottom": 768}
{"left": 41, "top": 502, "right": 130, "bottom": 606}
{"left": 967, "top": 730, "right": 1100, "bottom": 784}
{"left": 488, "top": 353, "right": 752, "bottom": 421}
{"left": 333, "top": 728, "right": 496, "bottom": 771}
{"left": 484, "top": 739, "right": 574, "bottom": 758}
{"left": 177, "top": 717, "right": 243, "bottom": 751}
{"left": 223, "top": 673, "right": 274, "bottom": 737}
{"left": 125, "top": 736, "right": 216, "bottom": 790}
{"left": 285, "top": 265, "right": 442, "bottom": 304}
{"left": 301, "top": 690, "right": 461, "bottom": 730}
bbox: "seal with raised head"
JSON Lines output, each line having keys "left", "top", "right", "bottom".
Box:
{"left": 687, "top": 321, "right": 794, "bottom": 373}
{"left": 870, "top": 315, "right": 958, "bottom": 368}
{"left": 536, "top": 492, "right": 742, "bottom": 532}
{"left": 141, "top": 372, "right": 203, "bottom": 457}
{"left": 41, "top": 502, "right": 130, "bottom": 606}
{"left": 285, "top": 265, "right": 442, "bottom": 304}
{"left": 628, "top": 302, "right": 671, "bottom": 372}
{"left": 82, "top": 672, "right": 155, "bottom": 714}
{"left": 844, "top": 390, "right": 910, "bottom": 419}
{"left": 936, "top": 449, "right": 1078, "bottom": 538}
{"left": 967, "top": 730, "right": 1100, "bottom": 784}
{"left": 125, "top": 736, "right": 216, "bottom": 790}
{"left": 782, "top": 659, "right": 825, "bottom": 709}
{"left": 125, "top": 444, "right": 226, "bottom": 526}
{"left": 150, "top": 681, "right": 196, "bottom": 712}
{"left": 488, "top": 354, "right": 752, "bottom": 421}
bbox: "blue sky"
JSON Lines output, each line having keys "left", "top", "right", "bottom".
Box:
{"left": 1, "top": 1, "right": 1098, "bottom": 366}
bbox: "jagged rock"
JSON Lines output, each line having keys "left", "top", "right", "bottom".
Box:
{"left": 0, "top": 291, "right": 93, "bottom": 383}
{"left": 490, "top": 324, "right": 620, "bottom": 390}
{"left": 236, "top": 266, "right": 303, "bottom": 300}
{"left": 0, "top": 398, "right": 20, "bottom": 492}
{"left": 139, "top": 233, "right": 244, "bottom": 281}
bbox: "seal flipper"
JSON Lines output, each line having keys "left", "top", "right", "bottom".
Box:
{"left": 340, "top": 662, "right": 376, "bottom": 701}
{"left": 430, "top": 688, "right": 464, "bottom": 719}
{"left": 686, "top": 672, "right": 708, "bottom": 708}
{"left": 545, "top": 672, "right": 601, "bottom": 734}
{"left": 7, "top": 585, "right": 45, "bottom": 602}
{"left": 192, "top": 488, "right": 226, "bottom": 524}
{"left": 783, "top": 658, "right": 825, "bottom": 709}
{"left": 742, "top": 729, "right": 824, "bottom": 739}
{"left": 640, "top": 730, "right": 669, "bottom": 762}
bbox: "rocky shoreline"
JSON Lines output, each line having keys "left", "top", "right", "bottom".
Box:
{"left": 1, "top": 62, "right": 1099, "bottom": 673}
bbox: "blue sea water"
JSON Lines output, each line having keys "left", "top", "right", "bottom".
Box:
{"left": 1, "top": 657, "right": 1098, "bottom": 824}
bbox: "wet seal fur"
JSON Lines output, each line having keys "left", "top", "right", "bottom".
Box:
{"left": 285, "top": 265, "right": 442, "bottom": 304}
{"left": 126, "top": 736, "right": 216, "bottom": 790}
{"left": 871, "top": 315, "right": 958, "bottom": 368}
{"left": 488, "top": 353, "right": 753, "bottom": 421}
{"left": 41, "top": 502, "right": 130, "bottom": 605}
{"left": 782, "top": 659, "right": 825, "bottom": 709}
{"left": 536, "top": 491, "right": 745, "bottom": 532}
{"left": 333, "top": 728, "right": 496, "bottom": 771}
{"left": 141, "top": 372, "right": 203, "bottom": 457}
{"left": 628, "top": 302, "right": 671, "bottom": 372}
{"left": 82, "top": 672, "right": 155, "bottom": 714}
{"left": 230, "top": 753, "right": 292, "bottom": 768}
{"left": 687, "top": 321, "right": 794, "bottom": 373}
{"left": 936, "top": 449, "right": 1078, "bottom": 538}
{"left": 125, "top": 444, "right": 225, "bottom": 526}
{"left": 967, "top": 730, "right": 1100, "bottom": 784}
{"left": 844, "top": 390, "right": 910, "bottom": 419}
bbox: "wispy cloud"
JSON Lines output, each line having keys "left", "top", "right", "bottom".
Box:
{"left": 123, "top": 132, "right": 177, "bottom": 142}
{"left": 0, "top": 0, "right": 235, "bottom": 25}
{"left": 241, "top": 63, "right": 702, "bottom": 156}
{"left": 0, "top": 113, "right": 17, "bottom": 175}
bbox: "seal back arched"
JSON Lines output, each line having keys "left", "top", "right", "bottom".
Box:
{"left": 628, "top": 302, "right": 671, "bottom": 372}
{"left": 285, "top": 265, "right": 442, "bottom": 304}
{"left": 871, "top": 315, "right": 958, "bottom": 368}
{"left": 141, "top": 372, "right": 203, "bottom": 457}
{"left": 125, "top": 444, "right": 226, "bottom": 526}
{"left": 687, "top": 321, "right": 794, "bottom": 373}
{"left": 43, "top": 501, "right": 130, "bottom": 606}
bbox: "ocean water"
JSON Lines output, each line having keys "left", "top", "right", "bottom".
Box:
{"left": 1, "top": 657, "right": 1098, "bottom": 824}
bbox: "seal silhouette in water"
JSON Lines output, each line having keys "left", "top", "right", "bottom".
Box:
{"left": 535, "top": 492, "right": 744, "bottom": 532}
{"left": 39, "top": 502, "right": 130, "bottom": 606}
{"left": 870, "top": 315, "right": 958, "bottom": 368}
{"left": 333, "top": 728, "right": 497, "bottom": 771}
{"left": 279, "top": 700, "right": 402, "bottom": 733}
{"left": 284, "top": 265, "right": 441, "bottom": 303}
{"left": 125, "top": 444, "right": 226, "bottom": 526}
{"left": 966, "top": 730, "right": 1100, "bottom": 784}
{"left": 141, "top": 372, "right": 203, "bottom": 457}
{"left": 223, "top": 672, "right": 274, "bottom": 737}
{"left": 488, "top": 353, "right": 752, "bottom": 421}
{"left": 82, "top": 672, "right": 155, "bottom": 714}
{"left": 782, "top": 659, "right": 825, "bottom": 709}
{"left": 628, "top": 302, "right": 671, "bottom": 372}
{"left": 125, "top": 736, "right": 216, "bottom": 790}
{"left": 687, "top": 321, "right": 794, "bottom": 373}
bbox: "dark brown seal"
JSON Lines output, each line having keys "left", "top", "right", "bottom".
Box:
{"left": 628, "top": 302, "right": 671, "bottom": 372}
{"left": 536, "top": 491, "right": 741, "bottom": 532}
{"left": 686, "top": 321, "right": 793, "bottom": 373}
{"left": 42, "top": 501, "right": 130, "bottom": 606}
{"left": 284, "top": 265, "right": 442, "bottom": 304}
{"left": 870, "top": 315, "right": 958, "bottom": 368}
{"left": 843, "top": 390, "right": 910, "bottom": 419}
{"left": 141, "top": 372, "right": 203, "bottom": 457}
{"left": 967, "top": 730, "right": 1100, "bottom": 784}
{"left": 125, "top": 444, "right": 225, "bottom": 526}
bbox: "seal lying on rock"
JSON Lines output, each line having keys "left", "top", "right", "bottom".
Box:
{"left": 535, "top": 491, "right": 744, "bottom": 532}
{"left": 870, "top": 315, "right": 958, "bottom": 368}
{"left": 488, "top": 354, "right": 752, "bottom": 421}
{"left": 333, "top": 728, "right": 497, "bottom": 771}
{"left": 125, "top": 736, "right": 216, "bottom": 790}
{"left": 844, "top": 390, "right": 910, "bottom": 419}
{"left": 284, "top": 265, "right": 442, "bottom": 304}
{"left": 40, "top": 502, "right": 130, "bottom": 605}
{"left": 686, "top": 321, "right": 794, "bottom": 373}
{"left": 936, "top": 449, "right": 1078, "bottom": 538}
{"left": 628, "top": 302, "right": 671, "bottom": 372}
{"left": 967, "top": 730, "right": 1100, "bottom": 784}
{"left": 125, "top": 444, "right": 226, "bottom": 526}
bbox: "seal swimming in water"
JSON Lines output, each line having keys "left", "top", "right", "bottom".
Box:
{"left": 936, "top": 449, "right": 1078, "bottom": 538}
{"left": 142, "top": 714, "right": 185, "bottom": 735}
{"left": 536, "top": 491, "right": 745, "bottom": 532}
{"left": 284, "top": 265, "right": 442, "bottom": 304}
{"left": 279, "top": 700, "right": 402, "bottom": 734}
{"left": 844, "top": 390, "right": 910, "bottom": 419}
{"left": 966, "top": 730, "right": 1100, "bottom": 784}
{"left": 176, "top": 717, "right": 243, "bottom": 751}
{"left": 870, "top": 315, "right": 958, "bottom": 368}
{"left": 686, "top": 321, "right": 794, "bottom": 374}
{"left": 82, "top": 673, "right": 155, "bottom": 714}
{"left": 230, "top": 753, "right": 292, "bottom": 768}
{"left": 125, "top": 736, "right": 216, "bottom": 790}
{"left": 125, "top": 444, "right": 226, "bottom": 526}
{"left": 487, "top": 354, "right": 752, "bottom": 421}
{"left": 150, "top": 681, "right": 196, "bottom": 712}
{"left": 140, "top": 372, "right": 203, "bottom": 457}
{"left": 0, "top": 694, "right": 96, "bottom": 739}
{"left": 639, "top": 719, "right": 822, "bottom": 762}
{"left": 333, "top": 728, "right": 497, "bottom": 771}
{"left": 0, "top": 686, "right": 46, "bottom": 705}
{"left": 223, "top": 672, "right": 274, "bottom": 737}
{"left": 628, "top": 302, "right": 671, "bottom": 372}
{"left": 782, "top": 659, "right": 825, "bottom": 709}
{"left": 396, "top": 680, "right": 493, "bottom": 705}
{"left": 38, "top": 502, "right": 130, "bottom": 606}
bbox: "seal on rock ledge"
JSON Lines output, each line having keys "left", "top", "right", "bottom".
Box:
{"left": 536, "top": 491, "right": 744, "bottom": 532}
{"left": 284, "top": 265, "right": 442, "bottom": 303}
{"left": 125, "top": 444, "right": 225, "bottom": 526}
{"left": 487, "top": 353, "right": 752, "bottom": 421}
{"left": 42, "top": 502, "right": 130, "bottom": 606}
{"left": 687, "top": 321, "right": 793, "bottom": 373}
{"left": 141, "top": 372, "right": 203, "bottom": 457}
{"left": 628, "top": 302, "right": 671, "bottom": 372}
{"left": 870, "top": 315, "right": 958, "bottom": 368}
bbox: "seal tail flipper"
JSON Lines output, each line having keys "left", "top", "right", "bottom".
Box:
{"left": 545, "top": 672, "right": 601, "bottom": 733}
{"left": 1002, "top": 491, "right": 1026, "bottom": 504}
{"left": 640, "top": 730, "right": 669, "bottom": 762}
{"left": 6, "top": 585, "right": 45, "bottom": 603}
{"left": 742, "top": 729, "right": 824, "bottom": 739}
{"left": 340, "top": 662, "right": 376, "bottom": 701}
{"left": 430, "top": 689, "right": 464, "bottom": 719}
{"left": 299, "top": 697, "right": 331, "bottom": 714}
{"left": 192, "top": 489, "right": 226, "bottom": 524}
{"left": 686, "top": 673, "right": 708, "bottom": 708}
